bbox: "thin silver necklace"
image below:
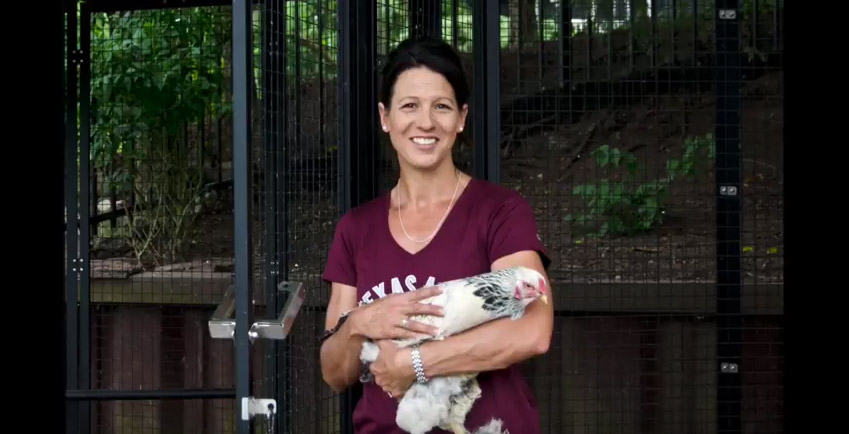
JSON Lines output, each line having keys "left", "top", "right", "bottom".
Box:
{"left": 395, "top": 171, "right": 462, "bottom": 244}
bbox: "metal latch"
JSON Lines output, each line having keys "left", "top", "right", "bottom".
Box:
{"left": 249, "top": 281, "right": 305, "bottom": 343}
{"left": 241, "top": 397, "right": 276, "bottom": 421}
{"left": 208, "top": 284, "right": 236, "bottom": 339}
{"left": 720, "top": 362, "right": 739, "bottom": 373}
{"left": 208, "top": 281, "right": 305, "bottom": 342}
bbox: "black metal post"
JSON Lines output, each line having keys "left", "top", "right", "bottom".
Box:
{"left": 233, "top": 0, "right": 254, "bottom": 433}
{"left": 262, "top": 1, "right": 289, "bottom": 433}
{"left": 472, "top": 0, "right": 500, "bottom": 183}
{"left": 64, "top": 1, "right": 80, "bottom": 432}
{"left": 715, "top": 1, "right": 743, "bottom": 433}
{"left": 560, "top": 0, "right": 573, "bottom": 123}
{"left": 337, "top": 1, "right": 377, "bottom": 432}
{"left": 338, "top": 0, "right": 378, "bottom": 209}
{"left": 77, "top": 5, "right": 92, "bottom": 434}
{"left": 410, "top": 0, "right": 441, "bottom": 39}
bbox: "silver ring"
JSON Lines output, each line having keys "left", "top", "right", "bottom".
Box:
{"left": 400, "top": 318, "right": 409, "bottom": 328}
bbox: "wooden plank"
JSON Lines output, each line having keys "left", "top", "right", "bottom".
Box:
{"left": 88, "top": 273, "right": 232, "bottom": 305}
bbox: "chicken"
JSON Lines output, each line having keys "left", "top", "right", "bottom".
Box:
{"left": 359, "top": 266, "right": 549, "bottom": 434}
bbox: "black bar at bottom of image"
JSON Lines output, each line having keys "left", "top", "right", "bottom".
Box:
{"left": 66, "top": 388, "right": 236, "bottom": 401}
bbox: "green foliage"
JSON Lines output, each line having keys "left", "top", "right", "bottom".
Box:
{"left": 89, "top": 8, "right": 231, "bottom": 265}
{"left": 565, "top": 135, "right": 715, "bottom": 237}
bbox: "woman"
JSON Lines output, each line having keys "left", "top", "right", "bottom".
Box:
{"left": 319, "top": 36, "right": 553, "bottom": 434}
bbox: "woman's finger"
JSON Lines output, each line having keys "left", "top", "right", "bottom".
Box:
{"left": 398, "top": 318, "right": 440, "bottom": 336}
{"left": 401, "top": 286, "right": 443, "bottom": 302}
{"left": 404, "top": 302, "right": 444, "bottom": 317}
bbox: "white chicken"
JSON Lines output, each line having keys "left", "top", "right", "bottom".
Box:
{"left": 359, "top": 266, "right": 549, "bottom": 434}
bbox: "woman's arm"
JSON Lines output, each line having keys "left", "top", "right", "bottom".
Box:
{"left": 421, "top": 250, "right": 553, "bottom": 373}
{"left": 319, "top": 282, "right": 363, "bottom": 392}
{"left": 368, "top": 250, "right": 553, "bottom": 396}
{"left": 320, "top": 282, "right": 447, "bottom": 392}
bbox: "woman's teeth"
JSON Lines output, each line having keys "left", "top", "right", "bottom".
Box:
{"left": 412, "top": 137, "right": 436, "bottom": 145}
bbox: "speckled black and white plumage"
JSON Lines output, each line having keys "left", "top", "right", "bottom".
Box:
{"left": 358, "top": 266, "right": 547, "bottom": 434}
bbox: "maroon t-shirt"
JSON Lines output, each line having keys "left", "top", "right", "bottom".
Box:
{"left": 322, "top": 177, "right": 550, "bottom": 434}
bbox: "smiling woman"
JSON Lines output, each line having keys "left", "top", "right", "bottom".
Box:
{"left": 319, "top": 37, "right": 554, "bottom": 434}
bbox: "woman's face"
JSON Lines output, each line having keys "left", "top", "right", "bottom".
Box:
{"left": 378, "top": 66, "right": 468, "bottom": 172}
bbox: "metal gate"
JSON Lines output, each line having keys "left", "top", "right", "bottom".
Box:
{"left": 64, "top": 0, "right": 784, "bottom": 433}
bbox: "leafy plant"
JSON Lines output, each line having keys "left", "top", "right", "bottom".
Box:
{"left": 565, "top": 134, "right": 715, "bottom": 237}
{"left": 89, "top": 8, "right": 231, "bottom": 266}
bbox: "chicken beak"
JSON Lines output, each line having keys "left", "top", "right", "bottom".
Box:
{"left": 540, "top": 294, "right": 548, "bottom": 305}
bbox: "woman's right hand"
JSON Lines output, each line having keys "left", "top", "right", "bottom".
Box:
{"left": 349, "top": 286, "right": 445, "bottom": 341}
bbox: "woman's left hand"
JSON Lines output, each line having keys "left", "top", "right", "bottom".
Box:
{"left": 370, "top": 340, "right": 415, "bottom": 399}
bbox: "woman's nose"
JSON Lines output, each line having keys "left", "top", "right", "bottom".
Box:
{"left": 416, "top": 111, "right": 435, "bottom": 130}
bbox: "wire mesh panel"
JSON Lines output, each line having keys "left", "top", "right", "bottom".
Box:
{"left": 249, "top": 0, "right": 342, "bottom": 433}
{"left": 440, "top": 0, "right": 475, "bottom": 174}
{"left": 376, "top": 0, "right": 412, "bottom": 191}
{"left": 738, "top": 0, "right": 783, "bottom": 432}
{"left": 76, "top": 2, "right": 237, "bottom": 433}
{"left": 494, "top": 0, "right": 781, "bottom": 432}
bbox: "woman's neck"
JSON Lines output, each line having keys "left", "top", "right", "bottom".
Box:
{"left": 396, "top": 164, "right": 463, "bottom": 210}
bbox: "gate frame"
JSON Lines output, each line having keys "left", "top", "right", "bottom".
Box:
{"left": 62, "top": 1, "right": 245, "bottom": 433}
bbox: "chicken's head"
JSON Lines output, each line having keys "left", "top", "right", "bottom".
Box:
{"left": 511, "top": 266, "right": 549, "bottom": 306}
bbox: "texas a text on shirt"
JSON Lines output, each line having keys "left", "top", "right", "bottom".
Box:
{"left": 359, "top": 274, "right": 438, "bottom": 306}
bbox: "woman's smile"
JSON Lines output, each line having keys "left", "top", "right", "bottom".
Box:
{"left": 411, "top": 136, "right": 438, "bottom": 151}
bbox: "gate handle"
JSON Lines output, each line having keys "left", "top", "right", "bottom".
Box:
{"left": 248, "top": 281, "right": 305, "bottom": 342}
{"left": 208, "top": 281, "right": 305, "bottom": 342}
{"left": 209, "top": 284, "right": 236, "bottom": 339}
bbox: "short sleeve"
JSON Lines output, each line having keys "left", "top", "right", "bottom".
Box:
{"left": 487, "top": 193, "right": 551, "bottom": 270}
{"left": 321, "top": 213, "right": 358, "bottom": 287}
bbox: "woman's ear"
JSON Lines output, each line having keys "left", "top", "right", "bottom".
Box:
{"left": 459, "top": 103, "right": 469, "bottom": 131}
{"left": 378, "top": 102, "right": 388, "bottom": 132}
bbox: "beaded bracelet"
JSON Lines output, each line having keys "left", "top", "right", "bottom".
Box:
{"left": 411, "top": 344, "right": 428, "bottom": 384}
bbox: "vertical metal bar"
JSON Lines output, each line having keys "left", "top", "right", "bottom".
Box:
{"left": 410, "top": 0, "right": 441, "bottom": 39}
{"left": 650, "top": 0, "right": 656, "bottom": 67}
{"left": 671, "top": 0, "right": 677, "bottom": 64}
{"left": 773, "top": 0, "right": 780, "bottom": 51}
{"left": 262, "top": 0, "right": 286, "bottom": 432}
{"left": 693, "top": 0, "right": 698, "bottom": 65}
{"left": 607, "top": 1, "right": 613, "bottom": 84}
{"left": 337, "top": 0, "right": 352, "bottom": 216}
{"left": 560, "top": 0, "right": 572, "bottom": 123}
{"left": 77, "top": 5, "right": 92, "bottom": 434}
{"left": 628, "top": 0, "right": 635, "bottom": 71}
{"left": 538, "top": 0, "right": 544, "bottom": 84}
{"left": 65, "top": 1, "right": 80, "bottom": 432}
{"left": 715, "top": 1, "right": 742, "bottom": 433}
{"left": 586, "top": 15, "right": 592, "bottom": 81}
{"left": 472, "top": 0, "right": 500, "bottom": 183}
{"left": 752, "top": 0, "right": 758, "bottom": 51}
{"left": 452, "top": 0, "right": 458, "bottom": 47}
{"left": 337, "top": 2, "right": 376, "bottom": 431}
{"left": 275, "top": 0, "right": 289, "bottom": 430}
{"left": 232, "top": 1, "right": 254, "bottom": 433}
